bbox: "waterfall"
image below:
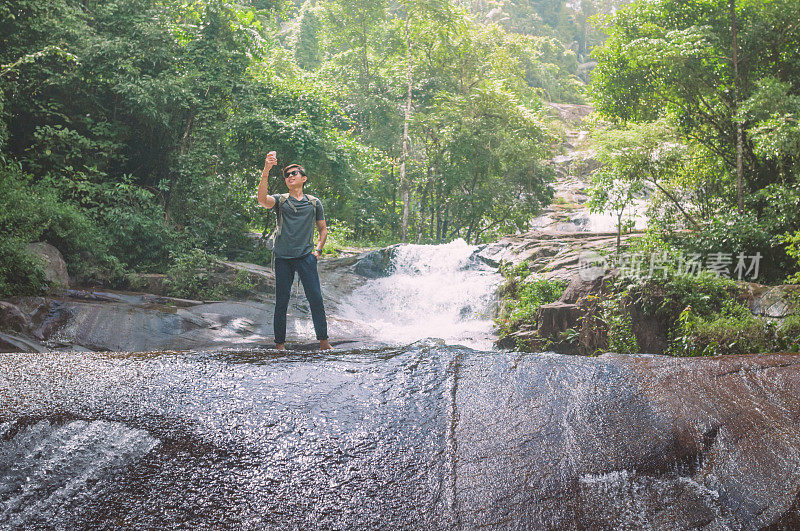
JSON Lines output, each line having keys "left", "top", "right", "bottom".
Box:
{"left": 339, "top": 239, "right": 501, "bottom": 349}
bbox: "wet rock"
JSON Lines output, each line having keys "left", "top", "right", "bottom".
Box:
{"left": 2, "top": 349, "right": 800, "bottom": 528}
{"left": 473, "top": 241, "right": 509, "bottom": 268}
{"left": 47, "top": 301, "right": 215, "bottom": 351}
{"left": 66, "top": 290, "right": 124, "bottom": 302}
{"left": 353, "top": 246, "right": 398, "bottom": 278}
{"left": 32, "top": 302, "right": 73, "bottom": 341}
{"left": 0, "top": 331, "right": 49, "bottom": 352}
{"left": 140, "top": 295, "right": 204, "bottom": 307}
{"left": 546, "top": 102, "right": 594, "bottom": 122}
{"left": 26, "top": 242, "right": 69, "bottom": 291}
{"left": 0, "top": 301, "right": 32, "bottom": 333}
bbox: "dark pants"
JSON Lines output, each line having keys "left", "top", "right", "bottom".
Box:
{"left": 274, "top": 253, "right": 328, "bottom": 344}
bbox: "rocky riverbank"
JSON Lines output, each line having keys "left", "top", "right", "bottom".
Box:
{"left": 0, "top": 245, "right": 378, "bottom": 353}
{"left": 3, "top": 345, "right": 800, "bottom": 528}
{"left": 484, "top": 229, "right": 800, "bottom": 355}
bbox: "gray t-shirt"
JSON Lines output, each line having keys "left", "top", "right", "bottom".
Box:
{"left": 270, "top": 194, "right": 325, "bottom": 259}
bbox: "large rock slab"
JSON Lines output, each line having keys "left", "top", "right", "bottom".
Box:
{"left": 1, "top": 347, "right": 799, "bottom": 528}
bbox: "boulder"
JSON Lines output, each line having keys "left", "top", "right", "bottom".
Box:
{"left": 747, "top": 284, "right": 800, "bottom": 318}
{"left": 26, "top": 242, "right": 69, "bottom": 290}
{"left": 0, "top": 301, "right": 33, "bottom": 333}
{"left": 560, "top": 272, "right": 606, "bottom": 304}
{"left": 354, "top": 246, "right": 398, "bottom": 278}
{"left": 537, "top": 301, "right": 583, "bottom": 337}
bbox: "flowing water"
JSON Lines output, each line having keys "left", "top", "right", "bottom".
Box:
{"left": 2, "top": 242, "right": 799, "bottom": 528}
{"left": 338, "top": 239, "right": 501, "bottom": 350}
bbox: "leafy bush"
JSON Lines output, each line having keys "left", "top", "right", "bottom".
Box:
{"left": 164, "top": 248, "right": 258, "bottom": 301}
{"left": 601, "top": 298, "right": 638, "bottom": 354}
{"left": 99, "top": 178, "right": 180, "bottom": 273}
{"left": 667, "top": 213, "right": 792, "bottom": 283}
{"left": 0, "top": 238, "right": 46, "bottom": 297}
{"left": 672, "top": 301, "right": 774, "bottom": 356}
{"left": 777, "top": 315, "right": 800, "bottom": 352}
{"left": 622, "top": 269, "right": 744, "bottom": 324}
{"left": 496, "top": 263, "right": 566, "bottom": 335}
{"left": 164, "top": 249, "right": 222, "bottom": 300}
{"left": 786, "top": 230, "right": 800, "bottom": 283}
{"left": 0, "top": 159, "right": 120, "bottom": 295}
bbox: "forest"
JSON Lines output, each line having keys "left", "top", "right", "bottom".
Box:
{"left": 1, "top": 0, "right": 799, "bottom": 296}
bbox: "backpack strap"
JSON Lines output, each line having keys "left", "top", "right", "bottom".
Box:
{"left": 274, "top": 193, "right": 291, "bottom": 237}
{"left": 304, "top": 194, "right": 322, "bottom": 246}
{"left": 305, "top": 194, "right": 320, "bottom": 217}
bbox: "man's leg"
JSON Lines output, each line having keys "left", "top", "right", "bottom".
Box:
{"left": 273, "top": 256, "right": 295, "bottom": 349}
{"left": 296, "top": 253, "right": 330, "bottom": 349}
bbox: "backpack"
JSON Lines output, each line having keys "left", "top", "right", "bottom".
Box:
{"left": 264, "top": 193, "right": 321, "bottom": 251}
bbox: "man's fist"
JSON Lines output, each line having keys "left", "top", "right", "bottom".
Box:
{"left": 265, "top": 151, "right": 277, "bottom": 167}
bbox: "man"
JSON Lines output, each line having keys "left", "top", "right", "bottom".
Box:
{"left": 257, "top": 151, "right": 331, "bottom": 350}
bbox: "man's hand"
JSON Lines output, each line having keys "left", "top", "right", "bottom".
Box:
{"left": 264, "top": 151, "right": 277, "bottom": 169}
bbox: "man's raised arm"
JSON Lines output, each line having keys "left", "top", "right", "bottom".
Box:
{"left": 257, "top": 151, "right": 278, "bottom": 209}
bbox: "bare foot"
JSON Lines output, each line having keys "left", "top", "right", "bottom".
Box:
{"left": 275, "top": 343, "right": 286, "bottom": 350}
{"left": 319, "top": 339, "right": 332, "bottom": 350}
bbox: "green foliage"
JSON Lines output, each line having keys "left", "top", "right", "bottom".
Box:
{"left": 496, "top": 263, "right": 566, "bottom": 335}
{"left": 665, "top": 214, "right": 791, "bottom": 283}
{"left": 0, "top": 159, "right": 120, "bottom": 295}
{"left": 590, "top": 0, "right": 800, "bottom": 283}
{"left": 786, "top": 231, "right": 800, "bottom": 284}
{"left": 0, "top": 239, "right": 46, "bottom": 298}
{"left": 738, "top": 77, "right": 800, "bottom": 169}
{"left": 778, "top": 315, "right": 800, "bottom": 352}
{"left": 164, "top": 248, "right": 257, "bottom": 300}
{"left": 601, "top": 299, "right": 638, "bottom": 354}
{"left": 605, "top": 268, "right": 799, "bottom": 356}
{"left": 98, "top": 177, "right": 180, "bottom": 272}
{"left": 314, "top": 1, "right": 559, "bottom": 244}
{"left": 622, "top": 269, "right": 743, "bottom": 323}
{"left": 0, "top": 0, "right": 392, "bottom": 283}
{"left": 672, "top": 300, "right": 798, "bottom": 356}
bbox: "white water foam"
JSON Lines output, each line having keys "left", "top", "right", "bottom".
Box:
{"left": 339, "top": 239, "right": 501, "bottom": 350}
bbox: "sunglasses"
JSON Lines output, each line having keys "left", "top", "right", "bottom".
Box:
{"left": 285, "top": 170, "right": 302, "bottom": 178}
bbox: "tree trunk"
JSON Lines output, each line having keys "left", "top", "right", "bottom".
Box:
{"left": 391, "top": 164, "right": 397, "bottom": 237}
{"left": 400, "top": 18, "right": 412, "bottom": 241}
{"left": 441, "top": 205, "right": 449, "bottom": 241}
{"left": 417, "top": 166, "right": 432, "bottom": 243}
{"left": 731, "top": 0, "right": 744, "bottom": 214}
{"left": 649, "top": 176, "right": 699, "bottom": 229}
